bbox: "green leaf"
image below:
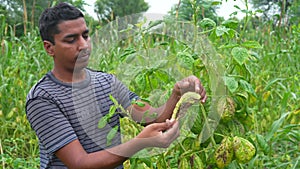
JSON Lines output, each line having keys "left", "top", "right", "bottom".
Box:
{"left": 215, "top": 26, "right": 230, "bottom": 37}
{"left": 227, "top": 29, "right": 237, "bottom": 38}
{"left": 140, "top": 98, "right": 151, "bottom": 103}
{"left": 120, "top": 48, "right": 136, "bottom": 61}
{"left": 129, "top": 158, "right": 138, "bottom": 169}
{"left": 265, "top": 111, "right": 291, "bottom": 141}
{"left": 263, "top": 78, "right": 286, "bottom": 91}
{"left": 155, "top": 41, "right": 169, "bottom": 46}
{"left": 155, "top": 60, "right": 168, "bottom": 69}
{"left": 218, "top": 43, "right": 239, "bottom": 49}
{"left": 241, "top": 41, "right": 262, "bottom": 49}
{"left": 98, "top": 116, "right": 109, "bottom": 129}
{"left": 177, "top": 52, "right": 195, "bottom": 70}
{"left": 139, "top": 157, "right": 154, "bottom": 168}
{"left": 109, "top": 94, "right": 119, "bottom": 106}
{"left": 135, "top": 101, "right": 145, "bottom": 107}
{"left": 255, "top": 9, "right": 264, "bottom": 13}
{"left": 147, "top": 20, "right": 163, "bottom": 30}
{"left": 223, "top": 76, "right": 238, "bottom": 93}
{"left": 212, "top": 1, "right": 222, "bottom": 6}
{"left": 108, "top": 106, "right": 117, "bottom": 117}
{"left": 236, "top": 92, "right": 249, "bottom": 100}
{"left": 199, "top": 18, "right": 216, "bottom": 28}
{"left": 239, "top": 80, "right": 257, "bottom": 97}
{"left": 231, "top": 47, "right": 249, "bottom": 65}
{"left": 230, "top": 11, "right": 238, "bottom": 16}
{"left": 256, "top": 134, "right": 269, "bottom": 154}
{"left": 135, "top": 72, "right": 146, "bottom": 89}
{"left": 222, "top": 19, "right": 239, "bottom": 29}
{"left": 107, "top": 126, "right": 119, "bottom": 146}
{"left": 234, "top": 5, "right": 241, "bottom": 10}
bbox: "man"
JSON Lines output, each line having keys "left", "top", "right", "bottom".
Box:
{"left": 26, "top": 2, "right": 207, "bottom": 169}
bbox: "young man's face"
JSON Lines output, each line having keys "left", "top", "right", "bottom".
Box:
{"left": 45, "top": 17, "right": 91, "bottom": 73}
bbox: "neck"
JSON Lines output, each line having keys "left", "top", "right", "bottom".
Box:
{"left": 52, "top": 68, "right": 86, "bottom": 83}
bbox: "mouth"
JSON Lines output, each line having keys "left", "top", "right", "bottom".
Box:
{"left": 76, "top": 49, "right": 90, "bottom": 62}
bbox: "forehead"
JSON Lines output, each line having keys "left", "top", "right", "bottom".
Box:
{"left": 57, "top": 17, "right": 87, "bottom": 35}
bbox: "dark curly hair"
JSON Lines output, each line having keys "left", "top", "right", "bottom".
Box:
{"left": 39, "top": 2, "right": 84, "bottom": 44}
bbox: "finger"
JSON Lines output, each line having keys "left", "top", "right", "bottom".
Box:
{"left": 172, "top": 124, "right": 180, "bottom": 140}
{"left": 203, "top": 95, "right": 208, "bottom": 103}
{"left": 157, "top": 121, "right": 180, "bottom": 148}
{"left": 152, "top": 122, "right": 171, "bottom": 131}
{"left": 168, "top": 122, "right": 180, "bottom": 142}
{"left": 200, "top": 87, "right": 206, "bottom": 101}
{"left": 165, "top": 119, "right": 175, "bottom": 127}
{"left": 201, "top": 92, "right": 207, "bottom": 103}
{"left": 163, "top": 120, "right": 179, "bottom": 138}
{"left": 194, "top": 79, "right": 201, "bottom": 93}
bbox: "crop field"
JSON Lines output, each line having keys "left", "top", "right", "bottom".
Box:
{"left": 0, "top": 1, "right": 299, "bottom": 168}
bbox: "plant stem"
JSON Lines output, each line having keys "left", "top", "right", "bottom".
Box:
{"left": 239, "top": 0, "right": 250, "bottom": 42}
{"left": 0, "top": 139, "right": 5, "bottom": 169}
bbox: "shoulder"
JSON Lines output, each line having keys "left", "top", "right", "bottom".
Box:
{"left": 26, "top": 72, "right": 64, "bottom": 102}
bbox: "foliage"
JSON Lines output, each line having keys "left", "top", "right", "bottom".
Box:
{"left": 0, "top": 0, "right": 96, "bottom": 37}
{"left": 249, "top": 0, "right": 300, "bottom": 26}
{"left": 0, "top": 27, "right": 51, "bottom": 168}
{"left": 94, "top": 0, "right": 149, "bottom": 23}
{"left": 169, "top": 0, "right": 222, "bottom": 23}
{"left": 0, "top": 0, "right": 299, "bottom": 168}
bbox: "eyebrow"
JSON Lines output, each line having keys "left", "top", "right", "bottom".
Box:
{"left": 64, "top": 29, "right": 90, "bottom": 39}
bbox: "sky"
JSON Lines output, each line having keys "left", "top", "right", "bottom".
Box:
{"left": 84, "top": 0, "right": 248, "bottom": 20}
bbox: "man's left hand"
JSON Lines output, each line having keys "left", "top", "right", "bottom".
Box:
{"left": 173, "top": 75, "right": 207, "bottom": 103}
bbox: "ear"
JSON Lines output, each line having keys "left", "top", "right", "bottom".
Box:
{"left": 43, "top": 40, "right": 55, "bottom": 56}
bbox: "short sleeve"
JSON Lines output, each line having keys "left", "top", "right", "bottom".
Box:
{"left": 26, "top": 97, "right": 77, "bottom": 156}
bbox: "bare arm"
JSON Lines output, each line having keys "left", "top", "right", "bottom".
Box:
{"left": 55, "top": 120, "right": 179, "bottom": 169}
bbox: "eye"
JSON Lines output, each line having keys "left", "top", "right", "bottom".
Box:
{"left": 65, "top": 37, "right": 76, "bottom": 44}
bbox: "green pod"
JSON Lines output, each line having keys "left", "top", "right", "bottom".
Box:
{"left": 193, "top": 154, "right": 204, "bottom": 169}
{"left": 179, "top": 158, "right": 191, "bottom": 169}
{"left": 217, "top": 97, "right": 235, "bottom": 122}
{"left": 233, "top": 136, "right": 256, "bottom": 164}
{"left": 214, "top": 137, "right": 234, "bottom": 169}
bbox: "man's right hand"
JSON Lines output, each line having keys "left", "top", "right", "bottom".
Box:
{"left": 136, "top": 119, "right": 180, "bottom": 148}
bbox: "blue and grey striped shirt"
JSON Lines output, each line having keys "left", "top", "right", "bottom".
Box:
{"left": 26, "top": 68, "right": 138, "bottom": 169}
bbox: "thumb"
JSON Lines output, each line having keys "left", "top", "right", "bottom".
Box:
{"left": 152, "top": 122, "right": 170, "bottom": 131}
{"left": 178, "top": 81, "right": 190, "bottom": 89}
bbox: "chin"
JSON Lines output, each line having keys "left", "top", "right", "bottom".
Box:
{"left": 74, "top": 63, "right": 88, "bottom": 72}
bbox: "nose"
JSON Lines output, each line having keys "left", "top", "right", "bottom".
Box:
{"left": 78, "top": 36, "right": 89, "bottom": 51}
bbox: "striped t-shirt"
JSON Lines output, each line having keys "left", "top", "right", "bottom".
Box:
{"left": 26, "top": 68, "right": 138, "bottom": 169}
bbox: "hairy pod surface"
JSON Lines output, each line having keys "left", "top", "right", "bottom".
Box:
{"left": 233, "top": 136, "right": 256, "bottom": 164}
{"left": 214, "top": 137, "right": 234, "bottom": 169}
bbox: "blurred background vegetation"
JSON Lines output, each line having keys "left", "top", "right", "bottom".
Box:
{"left": 0, "top": 0, "right": 299, "bottom": 168}
{"left": 0, "top": 0, "right": 299, "bottom": 36}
